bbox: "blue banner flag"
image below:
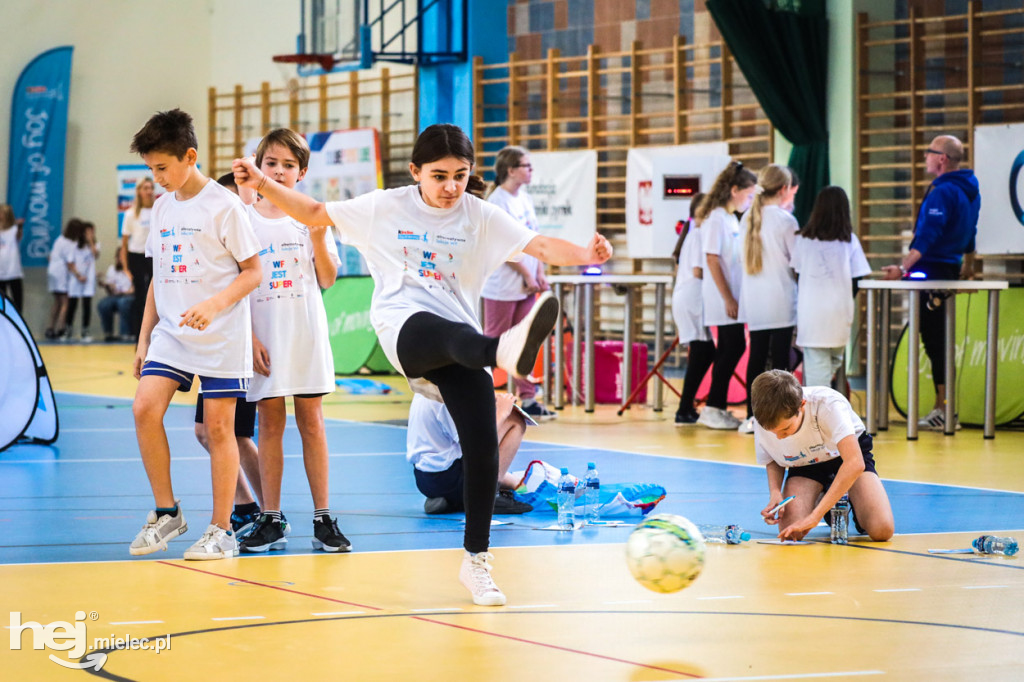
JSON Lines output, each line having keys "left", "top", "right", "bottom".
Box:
{"left": 6, "top": 46, "right": 73, "bottom": 267}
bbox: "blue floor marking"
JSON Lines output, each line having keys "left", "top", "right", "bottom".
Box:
{"left": 1, "top": 392, "right": 1022, "bottom": 564}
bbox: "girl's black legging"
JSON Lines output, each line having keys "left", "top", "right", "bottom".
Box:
{"left": 745, "top": 326, "right": 795, "bottom": 417}
{"left": 65, "top": 296, "right": 92, "bottom": 335}
{"left": 706, "top": 323, "right": 745, "bottom": 409}
{"left": 397, "top": 311, "right": 501, "bottom": 554}
{"left": 678, "top": 339, "right": 715, "bottom": 415}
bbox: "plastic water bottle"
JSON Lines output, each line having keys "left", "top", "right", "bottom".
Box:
{"left": 830, "top": 495, "right": 851, "bottom": 545}
{"left": 972, "top": 535, "right": 1019, "bottom": 556}
{"left": 556, "top": 467, "right": 576, "bottom": 530}
{"left": 583, "top": 462, "right": 600, "bottom": 525}
{"left": 698, "top": 524, "right": 751, "bottom": 545}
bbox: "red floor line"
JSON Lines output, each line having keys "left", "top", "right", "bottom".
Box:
{"left": 158, "top": 560, "right": 701, "bottom": 677}
{"left": 411, "top": 616, "right": 703, "bottom": 678}
{"left": 156, "top": 560, "right": 384, "bottom": 611}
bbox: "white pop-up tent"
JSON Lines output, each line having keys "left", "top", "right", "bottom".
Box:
{"left": 0, "top": 294, "right": 58, "bottom": 452}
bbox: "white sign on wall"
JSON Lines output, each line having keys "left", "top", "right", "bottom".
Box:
{"left": 529, "top": 150, "right": 598, "bottom": 247}
{"left": 975, "top": 123, "right": 1024, "bottom": 254}
{"left": 624, "top": 143, "right": 730, "bottom": 258}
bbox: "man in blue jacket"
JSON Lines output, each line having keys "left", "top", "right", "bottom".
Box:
{"left": 883, "top": 135, "right": 979, "bottom": 430}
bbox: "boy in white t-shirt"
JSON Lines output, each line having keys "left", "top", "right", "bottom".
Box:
{"left": 751, "top": 370, "right": 894, "bottom": 542}
{"left": 237, "top": 128, "right": 350, "bottom": 555}
{"left": 127, "top": 109, "right": 263, "bottom": 561}
{"left": 408, "top": 391, "right": 533, "bottom": 515}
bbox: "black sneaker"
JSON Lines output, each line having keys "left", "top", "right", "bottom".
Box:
{"left": 674, "top": 408, "right": 699, "bottom": 426}
{"left": 239, "top": 513, "right": 287, "bottom": 553}
{"left": 312, "top": 516, "right": 352, "bottom": 553}
{"left": 521, "top": 400, "right": 557, "bottom": 422}
{"left": 231, "top": 505, "right": 261, "bottom": 540}
{"left": 493, "top": 490, "right": 532, "bottom": 515}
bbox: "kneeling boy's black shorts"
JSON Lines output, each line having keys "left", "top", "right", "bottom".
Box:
{"left": 784, "top": 432, "right": 877, "bottom": 491}
{"left": 194, "top": 394, "right": 257, "bottom": 438}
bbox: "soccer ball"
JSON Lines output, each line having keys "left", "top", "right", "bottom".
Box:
{"left": 625, "top": 513, "right": 705, "bottom": 593}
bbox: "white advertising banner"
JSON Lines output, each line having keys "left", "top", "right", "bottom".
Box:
{"left": 624, "top": 143, "right": 730, "bottom": 258}
{"left": 974, "top": 123, "right": 1024, "bottom": 254}
{"left": 529, "top": 150, "right": 598, "bottom": 247}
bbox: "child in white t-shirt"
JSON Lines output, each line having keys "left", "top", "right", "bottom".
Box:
{"left": 98, "top": 246, "right": 134, "bottom": 340}
{"left": 65, "top": 220, "right": 99, "bottom": 341}
{"left": 752, "top": 369, "right": 893, "bottom": 542}
{"left": 790, "top": 186, "right": 871, "bottom": 388}
{"left": 0, "top": 204, "right": 24, "bottom": 310}
{"left": 738, "top": 165, "right": 798, "bottom": 434}
{"left": 408, "top": 391, "right": 532, "bottom": 515}
{"left": 44, "top": 219, "right": 77, "bottom": 339}
{"left": 697, "top": 161, "right": 757, "bottom": 430}
{"left": 128, "top": 109, "right": 262, "bottom": 562}
{"left": 670, "top": 194, "right": 714, "bottom": 425}
{"left": 233, "top": 123, "right": 612, "bottom": 607}
{"left": 481, "top": 146, "right": 554, "bottom": 421}
{"left": 235, "top": 128, "right": 349, "bottom": 555}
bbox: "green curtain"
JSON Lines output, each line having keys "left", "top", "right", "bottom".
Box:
{"left": 706, "top": 0, "right": 829, "bottom": 225}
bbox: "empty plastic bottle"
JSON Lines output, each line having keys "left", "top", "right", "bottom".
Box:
{"left": 583, "top": 462, "right": 600, "bottom": 525}
{"left": 698, "top": 524, "right": 751, "bottom": 545}
{"left": 556, "top": 468, "right": 576, "bottom": 530}
{"left": 830, "top": 495, "right": 851, "bottom": 545}
{"left": 971, "top": 535, "right": 1019, "bottom": 556}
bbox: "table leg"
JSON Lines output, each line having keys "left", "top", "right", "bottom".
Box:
{"left": 879, "top": 290, "right": 891, "bottom": 431}
{"left": 907, "top": 291, "right": 920, "bottom": 440}
{"left": 553, "top": 283, "right": 565, "bottom": 410}
{"left": 943, "top": 293, "right": 956, "bottom": 436}
{"left": 621, "top": 286, "right": 635, "bottom": 411}
{"left": 865, "top": 289, "right": 877, "bottom": 434}
{"left": 572, "top": 285, "right": 583, "bottom": 407}
{"left": 984, "top": 290, "right": 999, "bottom": 439}
{"left": 653, "top": 283, "right": 666, "bottom": 411}
{"left": 585, "top": 283, "right": 596, "bottom": 413}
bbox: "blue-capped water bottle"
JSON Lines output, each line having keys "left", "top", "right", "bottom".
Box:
{"left": 830, "top": 495, "right": 851, "bottom": 545}
{"left": 556, "top": 468, "right": 576, "bottom": 530}
{"left": 583, "top": 462, "right": 600, "bottom": 525}
{"left": 698, "top": 524, "right": 751, "bottom": 545}
{"left": 972, "top": 535, "right": 1018, "bottom": 556}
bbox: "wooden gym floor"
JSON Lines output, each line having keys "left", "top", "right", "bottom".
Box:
{"left": 1, "top": 343, "right": 1021, "bottom": 681}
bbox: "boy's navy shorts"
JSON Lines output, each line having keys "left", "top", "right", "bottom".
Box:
{"left": 413, "top": 459, "right": 464, "bottom": 512}
{"left": 141, "top": 360, "right": 249, "bottom": 399}
{"left": 784, "top": 432, "right": 878, "bottom": 490}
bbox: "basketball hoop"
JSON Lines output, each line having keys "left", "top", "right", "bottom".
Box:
{"left": 272, "top": 53, "right": 340, "bottom": 73}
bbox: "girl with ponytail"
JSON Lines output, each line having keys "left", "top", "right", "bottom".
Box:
{"left": 480, "top": 146, "right": 554, "bottom": 420}
{"left": 737, "top": 164, "right": 798, "bottom": 433}
{"left": 697, "top": 160, "right": 757, "bottom": 430}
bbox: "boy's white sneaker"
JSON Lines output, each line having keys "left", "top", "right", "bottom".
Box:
{"left": 495, "top": 292, "right": 559, "bottom": 378}
{"left": 697, "top": 406, "right": 741, "bottom": 430}
{"left": 129, "top": 504, "right": 188, "bottom": 556}
{"left": 737, "top": 416, "right": 756, "bottom": 434}
{"left": 459, "top": 551, "right": 506, "bottom": 606}
{"left": 183, "top": 524, "right": 239, "bottom": 561}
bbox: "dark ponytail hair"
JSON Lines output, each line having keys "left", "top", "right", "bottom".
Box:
{"left": 411, "top": 123, "right": 475, "bottom": 168}
{"left": 800, "top": 186, "right": 853, "bottom": 242}
{"left": 465, "top": 174, "right": 487, "bottom": 198}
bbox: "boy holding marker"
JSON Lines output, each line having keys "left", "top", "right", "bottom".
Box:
{"left": 751, "top": 370, "right": 894, "bottom": 542}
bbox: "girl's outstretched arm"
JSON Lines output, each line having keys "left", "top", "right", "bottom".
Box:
{"left": 523, "top": 232, "right": 613, "bottom": 267}
{"left": 233, "top": 157, "right": 333, "bottom": 227}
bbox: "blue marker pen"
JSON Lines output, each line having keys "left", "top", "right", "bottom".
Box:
{"left": 767, "top": 495, "right": 796, "bottom": 515}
